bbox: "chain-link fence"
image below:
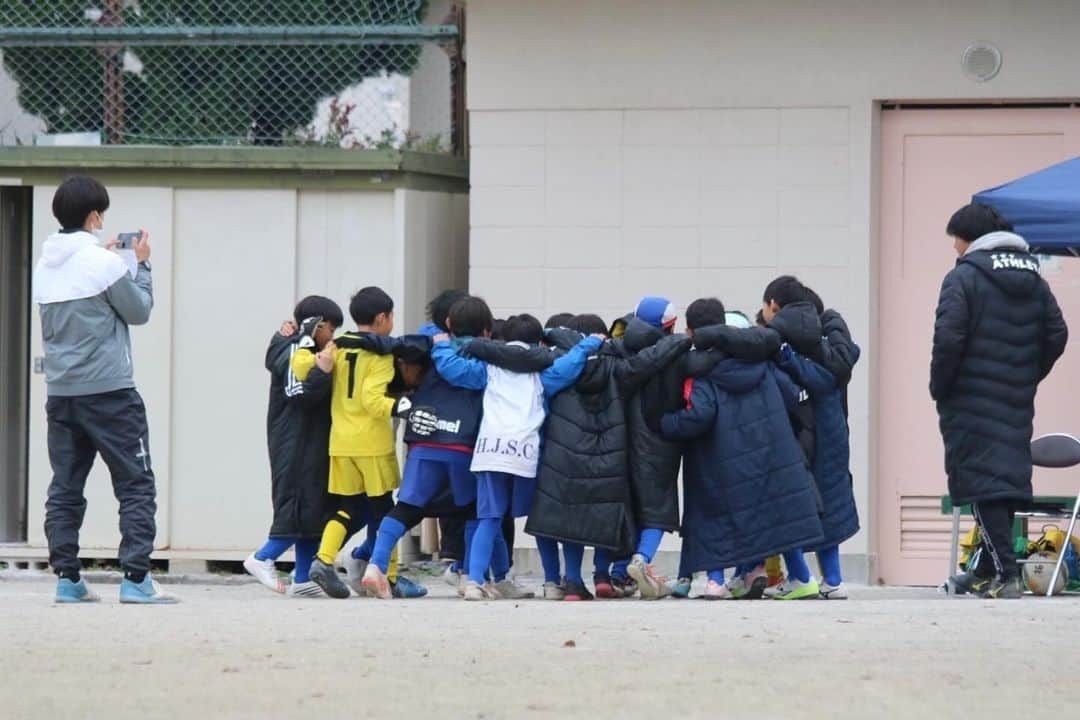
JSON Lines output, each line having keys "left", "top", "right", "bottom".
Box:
{"left": 0, "top": 1, "right": 463, "bottom": 150}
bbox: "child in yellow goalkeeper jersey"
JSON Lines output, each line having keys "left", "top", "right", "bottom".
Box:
{"left": 291, "top": 286, "right": 421, "bottom": 599}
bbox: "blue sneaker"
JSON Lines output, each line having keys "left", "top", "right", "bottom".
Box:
{"left": 668, "top": 576, "right": 692, "bottom": 599}
{"left": 55, "top": 578, "right": 100, "bottom": 604}
{"left": 390, "top": 575, "right": 429, "bottom": 599}
{"left": 119, "top": 576, "right": 179, "bottom": 604}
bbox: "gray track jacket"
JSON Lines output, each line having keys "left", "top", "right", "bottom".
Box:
{"left": 32, "top": 230, "right": 153, "bottom": 397}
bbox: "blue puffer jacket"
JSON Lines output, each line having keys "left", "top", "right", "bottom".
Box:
{"left": 660, "top": 358, "right": 824, "bottom": 572}
{"left": 773, "top": 306, "right": 861, "bottom": 550}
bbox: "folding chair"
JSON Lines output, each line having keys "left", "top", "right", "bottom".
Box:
{"left": 1029, "top": 433, "right": 1080, "bottom": 596}
{"left": 947, "top": 433, "right": 1080, "bottom": 596}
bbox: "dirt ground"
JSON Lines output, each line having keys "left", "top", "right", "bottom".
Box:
{"left": 1, "top": 573, "right": 1076, "bottom": 720}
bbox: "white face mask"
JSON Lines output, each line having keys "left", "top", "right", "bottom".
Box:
{"left": 89, "top": 211, "right": 104, "bottom": 242}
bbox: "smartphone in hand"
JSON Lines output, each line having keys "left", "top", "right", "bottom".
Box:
{"left": 116, "top": 231, "right": 142, "bottom": 250}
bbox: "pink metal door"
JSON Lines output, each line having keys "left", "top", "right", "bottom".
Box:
{"left": 878, "top": 108, "right": 1080, "bottom": 585}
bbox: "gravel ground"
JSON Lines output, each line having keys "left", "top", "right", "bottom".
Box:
{"left": 1, "top": 573, "right": 1076, "bottom": 720}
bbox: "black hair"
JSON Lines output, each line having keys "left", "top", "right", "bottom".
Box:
{"left": 762, "top": 275, "right": 806, "bottom": 310}
{"left": 946, "top": 203, "right": 1013, "bottom": 244}
{"left": 388, "top": 337, "right": 432, "bottom": 395}
{"left": 685, "top": 297, "right": 726, "bottom": 331}
{"left": 802, "top": 285, "right": 825, "bottom": 315}
{"left": 503, "top": 314, "right": 544, "bottom": 345}
{"left": 427, "top": 289, "right": 468, "bottom": 333}
{"left": 293, "top": 295, "right": 344, "bottom": 328}
{"left": 349, "top": 286, "right": 394, "bottom": 325}
{"left": 53, "top": 175, "right": 110, "bottom": 230}
{"left": 491, "top": 318, "right": 506, "bottom": 341}
{"left": 448, "top": 296, "right": 494, "bottom": 338}
{"left": 545, "top": 312, "right": 574, "bottom": 329}
{"left": 567, "top": 313, "right": 607, "bottom": 336}
{"left": 755, "top": 309, "right": 766, "bottom": 327}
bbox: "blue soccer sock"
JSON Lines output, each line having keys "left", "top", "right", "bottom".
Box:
{"left": 467, "top": 518, "right": 500, "bottom": 585}
{"left": 293, "top": 539, "right": 317, "bottom": 583}
{"left": 636, "top": 528, "right": 665, "bottom": 563}
{"left": 782, "top": 548, "right": 812, "bottom": 584}
{"left": 817, "top": 545, "right": 843, "bottom": 586}
{"left": 612, "top": 558, "right": 630, "bottom": 581}
{"left": 254, "top": 537, "right": 294, "bottom": 562}
{"left": 463, "top": 519, "right": 479, "bottom": 577}
{"left": 491, "top": 529, "right": 511, "bottom": 582}
{"left": 371, "top": 517, "right": 407, "bottom": 573}
{"left": 593, "top": 548, "right": 611, "bottom": 578}
{"left": 563, "top": 543, "right": 585, "bottom": 583}
{"left": 536, "top": 536, "right": 562, "bottom": 583}
{"left": 351, "top": 536, "right": 375, "bottom": 561}
{"left": 706, "top": 569, "right": 725, "bottom": 585}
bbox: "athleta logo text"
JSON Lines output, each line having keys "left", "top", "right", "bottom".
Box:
{"left": 991, "top": 253, "right": 1039, "bottom": 272}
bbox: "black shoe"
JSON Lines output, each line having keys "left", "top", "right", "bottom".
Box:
{"left": 947, "top": 570, "right": 992, "bottom": 596}
{"left": 984, "top": 575, "right": 1023, "bottom": 599}
{"left": 563, "top": 579, "right": 594, "bottom": 601}
{"left": 309, "top": 559, "right": 350, "bottom": 599}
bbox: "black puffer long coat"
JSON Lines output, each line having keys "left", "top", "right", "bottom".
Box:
{"left": 930, "top": 234, "right": 1068, "bottom": 505}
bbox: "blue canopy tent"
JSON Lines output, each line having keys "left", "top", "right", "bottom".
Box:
{"left": 974, "top": 156, "right": 1080, "bottom": 256}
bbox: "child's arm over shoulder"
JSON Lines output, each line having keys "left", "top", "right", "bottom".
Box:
{"left": 540, "top": 335, "right": 603, "bottom": 397}
{"left": 770, "top": 362, "right": 806, "bottom": 413}
{"left": 358, "top": 353, "right": 397, "bottom": 418}
{"left": 777, "top": 344, "right": 836, "bottom": 396}
{"left": 431, "top": 338, "right": 488, "bottom": 390}
{"left": 659, "top": 377, "right": 718, "bottom": 440}
{"left": 819, "top": 310, "right": 860, "bottom": 387}
{"left": 613, "top": 333, "right": 692, "bottom": 394}
{"left": 290, "top": 347, "right": 317, "bottom": 382}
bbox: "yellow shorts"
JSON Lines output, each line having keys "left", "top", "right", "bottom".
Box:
{"left": 328, "top": 454, "right": 400, "bottom": 497}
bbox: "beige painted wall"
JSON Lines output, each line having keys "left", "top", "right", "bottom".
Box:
{"left": 26, "top": 184, "right": 468, "bottom": 556}
{"left": 464, "top": 0, "right": 1080, "bottom": 578}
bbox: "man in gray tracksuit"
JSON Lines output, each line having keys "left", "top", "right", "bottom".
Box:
{"left": 33, "top": 175, "right": 177, "bottom": 604}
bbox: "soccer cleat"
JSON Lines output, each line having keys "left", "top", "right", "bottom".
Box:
{"left": 287, "top": 581, "right": 325, "bottom": 598}
{"left": 946, "top": 570, "right": 992, "bottom": 597}
{"left": 343, "top": 554, "right": 368, "bottom": 596}
{"left": 984, "top": 575, "right": 1023, "bottom": 599}
{"left": 360, "top": 563, "right": 392, "bottom": 599}
{"left": 309, "top": 559, "right": 350, "bottom": 599}
{"left": 611, "top": 575, "right": 638, "bottom": 599}
{"left": 770, "top": 577, "right": 820, "bottom": 601}
{"left": 542, "top": 581, "right": 566, "bottom": 600}
{"left": 463, "top": 580, "right": 496, "bottom": 601}
{"left": 728, "top": 566, "right": 769, "bottom": 600}
{"left": 819, "top": 581, "right": 849, "bottom": 600}
{"left": 119, "top": 576, "right": 179, "bottom": 604}
{"left": 668, "top": 577, "right": 693, "bottom": 599}
{"left": 55, "top": 578, "right": 100, "bottom": 604}
{"left": 390, "top": 575, "right": 429, "bottom": 599}
{"left": 594, "top": 575, "right": 616, "bottom": 599}
{"left": 243, "top": 553, "right": 286, "bottom": 594}
{"left": 443, "top": 564, "right": 462, "bottom": 587}
{"left": 627, "top": 554, "right": 671, "bottom": 600}
{"left": 704, "top": 579, "right": 733, "bottom": 600}
{"left": 490, "top": 578, "right": 535, "bottom": 600}
{"left": 563, "top": 579, "right": 594, "bottom": 601}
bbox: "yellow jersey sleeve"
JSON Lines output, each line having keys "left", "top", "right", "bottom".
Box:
{"left": 358, "top": 354, "right": 396, "bottom": 419}
{"left": 291, "top": 348, "right": 317, "bottom": 382}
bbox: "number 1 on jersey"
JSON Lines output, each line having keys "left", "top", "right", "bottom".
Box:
{"left": 346, "top": 352, "right": 359, "bottom": 398}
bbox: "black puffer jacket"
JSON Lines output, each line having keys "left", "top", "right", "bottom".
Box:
{"left": 931, "top": 232, "right": 1068, "bottom": 505}
{"left": 526, "top": 328, "right": 690, "bottom": 553}
{"left": 622, "top": 319, "right": 692, "bottom": 532}
{"left": 265, "top": 332, "right": 333, "bottom": 538}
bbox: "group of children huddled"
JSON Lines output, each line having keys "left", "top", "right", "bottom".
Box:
{"left": 245, "top": 276, "right": 861, "bottom": 602}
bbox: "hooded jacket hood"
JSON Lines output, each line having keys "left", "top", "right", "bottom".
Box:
{"left": 33, "top": 230, "right": 128, "bottom": 304}
{"left": 621, "top": 316, "right": 666, "bottom": 353}
{"left": 768, "top": 302, "right": 822, "bottom": 357}
{"left": 961, "top": 231, "right": 1041, "bottom": 298}
{"left": 709, "top": 357, "right": 767, "bottom": 394}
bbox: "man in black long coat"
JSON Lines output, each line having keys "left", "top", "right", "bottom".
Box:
{"left": 934, "top": 203, "right": 1068, "bottom": 599}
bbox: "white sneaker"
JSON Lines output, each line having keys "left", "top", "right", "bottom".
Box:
{"left": 627, "top": 554, "right": 671, "bottom": 600}
{"left": 819, "top": 580, "right": 848, "bottom": 600}
{"left": 704, "top": 579, "right": 733, "bottom": 600}
{"left": 463, "top": 580, "right": 496, "bottom": 601}
{"left": 491, "top": 579, "right": 535, "bottom": 600}
{"left": 343, "top": 554, "right": 368, "bottom": 596}
{"left": 543, "top": 581, "right": 566, "bottom": 600}
{"left": 287, "top": 581, "right": 325, "bottom": 598}
{"left": 244, "top": 553, "right": 285, "bottom": 594}
{"left": 443, "top": 564, "right": 462, "bottom": 587}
